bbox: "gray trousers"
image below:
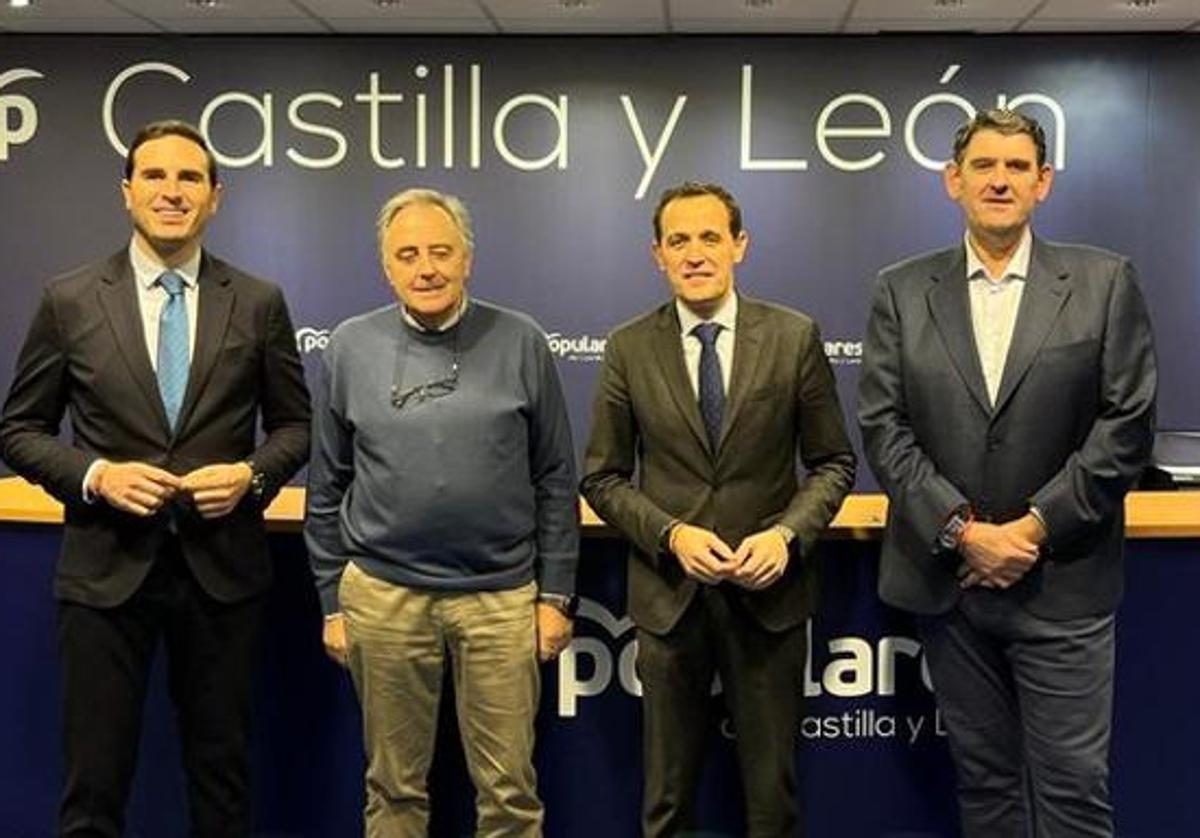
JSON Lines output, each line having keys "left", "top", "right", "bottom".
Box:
{"left": 919, "top": 590, "right": 1115, "bottom": 838}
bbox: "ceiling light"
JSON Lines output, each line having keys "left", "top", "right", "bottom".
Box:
{"left": 374, "top": 0, "right": 402, "bottom": 8}
{"left": 933, "top": 0, "right": 965, "bottom": 7}
{"left": 188, "top": 0, "right": 222, "bottom": 8}
{"left": 560, "top": 0, "right": 589, "bottom": 8}
{"left": 1127, "top": 0, "right": 1156, "bottom": 7}
{"left": 9, "top": 0, "right": 33, "bottom": 8}
{"left": 745, "top": 0, "right": 774, "bottom": 8}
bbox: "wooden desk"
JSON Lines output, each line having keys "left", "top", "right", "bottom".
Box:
{"left": 2, "top": 476, "right": 1196, "bottom": 538}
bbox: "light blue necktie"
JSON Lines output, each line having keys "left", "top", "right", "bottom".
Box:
{"left": 693, "top": 322, "right": 724, "bottom": 452}
{"left": 156, "top": 270, "right": 189, "bottom": 431}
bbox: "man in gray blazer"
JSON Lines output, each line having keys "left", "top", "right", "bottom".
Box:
{"left": 582, "top": 182, "right": 855, "bottom": 838}
{"left": 858, "top": 109, "right": 1156, "bottom": 837}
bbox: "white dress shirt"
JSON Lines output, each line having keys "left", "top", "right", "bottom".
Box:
{"left": 965, "top": 227, "right": 1032, "bottom": 406}
{"left": 129, "top": 239, "right": 201, "bottom": 371}
{"left": 82, "top": 242, "right": 203, "bottom": 499}
{"left": 675, "top": 292, "right": 737, "bottom": 398}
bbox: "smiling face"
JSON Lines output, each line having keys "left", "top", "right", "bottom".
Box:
{"left": 122, "top": 134, "right": 221, "bottom": 264}
{"left": 652, "top": 194, "right": 748, "bottom": 318}
{"left": 944, "top": 128, "right": 1053, "bottom": 249}
{"left": 381, "top": 201, "right": 471, "bottom": 329}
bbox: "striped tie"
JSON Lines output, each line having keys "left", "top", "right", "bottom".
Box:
{"left": 693, "top": 321, "right": 724, "bottom": 451}
{"left": 156, "top": 270, "right": 189, "bottom": 431}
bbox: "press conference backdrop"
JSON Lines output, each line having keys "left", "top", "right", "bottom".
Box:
{"left": 0, "top": 34, "right": 1198, "bottom": 837}
{"left": 1, "top": 35, "right": 1198, "bottom": 466}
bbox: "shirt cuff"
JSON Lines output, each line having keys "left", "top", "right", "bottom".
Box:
{"left": 1028, "top": 505, "right": 1050, "bottom": 540}
{"left": 772, "top": 523, "right": 797, "bottom": 545}
{"left": 81, "top": 459, "right": 109, "bottom": 504}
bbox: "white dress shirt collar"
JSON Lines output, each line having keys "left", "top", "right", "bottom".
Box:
{"left": 401, "top": 292, "right": 469, "bottom": 333}
{"left": 964, "top": 226, "right": 1033, "bottom": 283}
{"left": 675, "top": 290, "right": 738, "bottom": 337}
{"left": 129, "top": 239, "right": 201, "bottom": 290}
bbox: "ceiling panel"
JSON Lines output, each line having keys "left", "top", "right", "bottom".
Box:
{"left": 0, "top": 3, "right": 126, "bottom": 18}
{"left": 1029, "top": 0, "right": 1200, "bottom": 29}
{"left": 675, "top": 17, "right": 842, "bottom": 32}
{"left": 156, "top": 16, "right": 329, "bottom": 33}
{"left": 0, "top": 0, "right": 1194, "bottom": 34}
{"left": 487, "top": 0, "right": 663, "bottom": 32}
{"left": 670, "top": 0, "right": 852, "bottom": 19}
{"left": 0, "top": 15, "right": 159, "bottom": 33}
{"left": 844, "top": 18, "right": 1020, "bottom": 33}
{"left": 116, "top": 0, "right": 302, "bottom": 17}
{"left": 323, "top": 16, "right": 498, "bottom": 32}
{"left": 500, "top": 17, "right": 668, "bottom": 32}
{"left": 1040, "top": 0, "right": 1200, "bottom": 16}
{"left": 0, "top": 0, "right": 142, "bottom": 28}
{"left": 1022, "top": 17, "right": 1200, "bottom": 30}
{"left": 851, "top": 0, "right": 1042, "bottom": 24}
{"left": 300, "top": 0, "right": 489, "bottom": 20}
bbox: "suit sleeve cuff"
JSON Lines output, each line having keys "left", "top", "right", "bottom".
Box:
{"left": 81, "top": 459, "right": 109, "bottom": 504}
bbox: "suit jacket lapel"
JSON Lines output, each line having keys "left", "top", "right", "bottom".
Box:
{"left": 97, "top": 252, "right": 172, "bottom": 436}
{"left": 992, "top": 239, "right": 1071, "bottom": 416}
{"left": 652, "top": 304, "right": 711, "bottom": 456}
{"left": 718, "top": 295, "right": 764, "bottom": 453}
{"left": 175, "top": 252, "right": 234, "bottom": 434}
{"left": 928, "top": 248, "right": 992, "bottom": 416}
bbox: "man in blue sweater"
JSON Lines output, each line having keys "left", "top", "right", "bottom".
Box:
{"left": 305, "top": 188, "right": 579, "bottom": 836}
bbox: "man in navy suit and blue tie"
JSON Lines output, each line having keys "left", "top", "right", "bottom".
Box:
{"left": 858, "top": 109, "right": 1157, "bottom": 837}
{"left": 1, "top": 120, "right": 311, "bottom": 837}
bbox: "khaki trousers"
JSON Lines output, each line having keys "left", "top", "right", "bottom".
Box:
{"left": 340, "top": 563, "right": 542, "bottom": 838}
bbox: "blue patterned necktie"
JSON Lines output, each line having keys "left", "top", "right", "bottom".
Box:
{"left": 156, "top": 270, "right": 189, "bottom": 431}
{"left": 693, "top": 321, "right": 724, "bottom": 451}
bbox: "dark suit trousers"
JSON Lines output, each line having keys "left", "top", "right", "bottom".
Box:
{"left": 919, "top": 590, "right": 1115, "bottom": 838}
{"left": 56, "top": 539, "right": 263, "bottom": 838}
{"left": 636, "top": 586, "right": 806, "bottom": 838}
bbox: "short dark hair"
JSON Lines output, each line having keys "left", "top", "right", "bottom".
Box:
{"left": 652, "top": 181, "right": 743, "bottom": 242}
{"left": 952, "top": 108, "right": 1047, "bottom": 169}
{"left": 124, "top": 120, "right": 219, "bottom": 185}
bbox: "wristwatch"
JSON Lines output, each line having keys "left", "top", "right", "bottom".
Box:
{"left": 538, "top": 592, "right": 580, "bottom": 618}
{"left": 245, "top": 461, "right": 267, "bottom": 504}
{"left": 937, "top": 505, "right": 974, "bottom": 552}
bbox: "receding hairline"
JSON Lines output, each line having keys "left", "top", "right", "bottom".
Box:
{"left": 376, "top": 188, "right": 474, "bottom": 254}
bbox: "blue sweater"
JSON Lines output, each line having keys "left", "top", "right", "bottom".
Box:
{"left": 305, "top": 299, "right": 579, "bottom": 615}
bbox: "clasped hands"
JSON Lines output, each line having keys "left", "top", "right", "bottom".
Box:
{"left": 669, "top": 523, "right": 790, "bottom": 590}
{"left": 955, "top": 513, "right": 1047, "bottom": 590}
{"left": 90, "top": 460, "right": 253, "bottom": 520}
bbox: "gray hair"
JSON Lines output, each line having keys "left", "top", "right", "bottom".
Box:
{"left": 376, "top": 188, "right": 474, "bottom": 254}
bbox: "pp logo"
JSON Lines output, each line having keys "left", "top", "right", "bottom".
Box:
{"left": 556, "top": 598, "right": 641, "bottom": 717}
{"left": 295, "top": 326, "right": 330, "bottom": 354}
{"left": 0, "top": 68, "right": 44, "bottom": 162}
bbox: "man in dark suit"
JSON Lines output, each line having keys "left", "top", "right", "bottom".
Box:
{"left": 0, "top": 120, "right": 311, "bottom": 837}
{"left": 581, "top": 181, "right": 856, "bottom": 838}
{"left": 858, "top": 109, "right": 1156, "bottom": 837}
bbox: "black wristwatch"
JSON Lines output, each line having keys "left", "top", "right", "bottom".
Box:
{"left": 245, "top": 461, "right": 267, "bottom": 504}
{"left": 538, "top": 592, "right": 580, "bottom": 618}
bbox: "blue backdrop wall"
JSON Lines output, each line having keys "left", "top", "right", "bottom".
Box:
{"left": 0, "top": 35, "right": 1197, "bottom": 473}
{"left": 1, "top": 33, "right": 1198, "bottom": 837}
